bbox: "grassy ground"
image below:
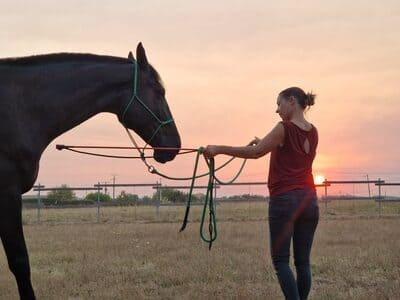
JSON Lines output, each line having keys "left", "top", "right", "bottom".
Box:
{"left": 1, "top": 201, "right": 399, "bottom": 299}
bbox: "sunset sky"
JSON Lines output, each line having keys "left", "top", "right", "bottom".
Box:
{"left": 1, "top": 1, "right": 399, "bottom": 197}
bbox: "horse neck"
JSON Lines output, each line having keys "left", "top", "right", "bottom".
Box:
{"left": 29, "top": 62, "right": 131, "bottom": 148}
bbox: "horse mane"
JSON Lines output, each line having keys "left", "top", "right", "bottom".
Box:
{"left": 1, "top": 52, "right": 165, "bottom": 90}
{"left": 0, "top": 53, "right": 129, "bottom": 65}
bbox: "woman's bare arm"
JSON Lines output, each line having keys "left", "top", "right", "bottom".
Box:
{"left": 203, "top": 122, "right": 284, "bottom": 159}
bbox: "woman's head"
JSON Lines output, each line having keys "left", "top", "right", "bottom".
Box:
{"left": 276, "top": 87, "right": 316, "bottom": 120}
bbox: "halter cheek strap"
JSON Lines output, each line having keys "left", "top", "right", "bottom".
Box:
{"left": 121, "top": 60, "right": 174, "bottom": 147}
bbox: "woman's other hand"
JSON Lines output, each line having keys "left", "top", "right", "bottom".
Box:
{"left": 248, "top": 136, "right": 261, "bottom": 146}
{"left": 202, "top": 145, "right": 219, "bottom": 159}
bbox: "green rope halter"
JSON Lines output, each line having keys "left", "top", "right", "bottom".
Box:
{"left": 121, "top": 59, "right": 174, "bottom": 147}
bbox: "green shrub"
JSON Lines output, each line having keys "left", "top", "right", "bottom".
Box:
{"left": 85, "top": 192, "right": 111, "bottom": 202}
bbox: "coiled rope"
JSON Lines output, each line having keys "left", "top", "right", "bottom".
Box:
{"left": 57, "top": 142, "right": 246, "bottom": 249}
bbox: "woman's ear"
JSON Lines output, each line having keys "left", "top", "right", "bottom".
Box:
{"left": 288, "top": 96, "right": 296, "bottom": 105}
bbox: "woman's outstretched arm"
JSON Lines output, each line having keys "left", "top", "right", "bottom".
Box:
{"left": 203, "top": 122, "right": 284, "bottom": 159}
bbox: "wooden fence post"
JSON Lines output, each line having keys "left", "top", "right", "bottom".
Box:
{"left": 97, "top": 182, "right": 101, "bottom": 223}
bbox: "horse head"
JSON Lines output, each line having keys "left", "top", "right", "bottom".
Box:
{"left": 119, "top": 43, "right": 181, "bottom": 163}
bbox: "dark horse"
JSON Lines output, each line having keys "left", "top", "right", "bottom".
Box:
{"left": 0, "top": 43, "right": 181, "bottom": 299}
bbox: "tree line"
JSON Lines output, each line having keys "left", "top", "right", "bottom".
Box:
{"left": 23, "top": 184, "right": 204, "bottom": 205}
{"left": 22, "top": 184, "right": 267, "bottom": 206}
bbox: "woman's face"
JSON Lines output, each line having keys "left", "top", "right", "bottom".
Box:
{"left": 276, "top": 95, "right": 294, "bottom": 121}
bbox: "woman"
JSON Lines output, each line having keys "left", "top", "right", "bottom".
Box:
{"left": 203, "top": 87, "right": 319, "bottom": 300}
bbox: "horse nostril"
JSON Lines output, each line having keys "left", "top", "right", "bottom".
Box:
{"left": 154, "top": 149, "right": 178, "bottom": 163}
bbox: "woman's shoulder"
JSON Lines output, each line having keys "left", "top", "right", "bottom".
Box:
{"left": 287, "top": 120, "right": 316, "bottom": 132}
{"left": 277, "top": 121, "right": 317, "bottom": 135}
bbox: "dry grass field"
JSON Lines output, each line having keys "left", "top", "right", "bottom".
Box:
{"left": 1, "top": 201, "right": 399, "bottom": 299}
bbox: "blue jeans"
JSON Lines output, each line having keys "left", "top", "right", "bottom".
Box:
{"left": 268, "top": 188, "right": 319, "bottom": 300}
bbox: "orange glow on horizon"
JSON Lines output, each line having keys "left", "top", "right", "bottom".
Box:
{"left": 314, "top": 175, "right": 325, "bottom": 185}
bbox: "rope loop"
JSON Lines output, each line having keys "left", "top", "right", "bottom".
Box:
{"left": 148, "top": 165, "right": 156, "bottom": 174}
{"left": 56, "top": 140, "right": 246, "bottom": 249}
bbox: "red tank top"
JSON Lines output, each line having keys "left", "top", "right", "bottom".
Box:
{"left": 268, "top": 121, "right": 318, "bottom": 197}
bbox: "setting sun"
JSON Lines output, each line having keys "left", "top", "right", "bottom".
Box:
{"left": 314, "top": 175, "right": 326, "bottom": 185}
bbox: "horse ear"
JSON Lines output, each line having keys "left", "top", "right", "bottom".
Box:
{"left": 136, "top": 42, "right": 149, "bottom": 68}
{"left": 128, "top": 51, "right": 134, "bottom": 60}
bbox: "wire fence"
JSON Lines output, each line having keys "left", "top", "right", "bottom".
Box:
{"left": 21, "top": 179, "right": 400, "bottom": 224}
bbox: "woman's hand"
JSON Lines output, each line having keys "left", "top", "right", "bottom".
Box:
{"left": 202, "top": 145, "right": 220, "bottom": 159}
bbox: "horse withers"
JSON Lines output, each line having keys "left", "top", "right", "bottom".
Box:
{"left": 0, "top": 43, "right": 181, "bottom": 299}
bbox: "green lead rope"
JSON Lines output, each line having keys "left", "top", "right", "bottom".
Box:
{"left": 179, "top": 147, "right": 204, "bottom": 233}
{"left": 179, "top": 148, "right": 246, "bottom": 250}
{"left": 200, "top": 157, "right": 217, "bottom": 250}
